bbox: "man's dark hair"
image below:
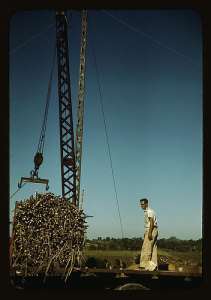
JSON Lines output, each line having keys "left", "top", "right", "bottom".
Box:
{"left": 140, "top": 198, "right": 148, "bottom": 204}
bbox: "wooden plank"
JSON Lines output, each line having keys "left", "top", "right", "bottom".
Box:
{"left": 81, "top": 268, "right": 124, "bottom": 274}
{"left": 123, "top": 269, "right": 202, "bottom": 277}
{"left": 80, "top": 268, "right": 202, "bottom": 278}
{"left": 168, "top": 263, "right": 202, "bottom": 274}
{"left": 10, "top": 266, "right": 202, "bottom": 278}
{"left": 175, "top": 265, "right": 202, "bottom": 273}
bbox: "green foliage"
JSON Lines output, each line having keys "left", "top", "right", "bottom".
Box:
{"left": 86, "top": 237, "right": 202, "bottom": 253}
{"left": 88, "top": 244, "right": 97, "bottom": 251}
{"left": 157, "top": 237, "right": 202, "bottom": 252}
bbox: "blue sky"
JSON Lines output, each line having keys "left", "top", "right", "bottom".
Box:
{"left": 9, "top": 9, "right": 202, "bottom": 240}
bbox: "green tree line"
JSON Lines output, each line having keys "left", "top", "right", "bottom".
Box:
{"left": 86, "top": 236, "right": 202, "bottom": 252}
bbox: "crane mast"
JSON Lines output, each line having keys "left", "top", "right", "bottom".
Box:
{"left": 17, "top": 10, "right": 87, "bottom": 207}
{"left": 55, "top": 10, "right": 87, "bottom": 207}
{"left": 75, "top": 10, "right": 88, "bottom": 206}
{"left": 55, "top": 10, "right": 76, "bottom": 204}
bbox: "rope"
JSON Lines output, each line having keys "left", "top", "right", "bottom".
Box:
{"left": 88, "top": 15, "right": 124, "bottom": 238}
{"left": 102, "top": 10, "right": 202, "bottom": 67}
{"left": 10, "top": 182, "right": 27, "bottom": 200}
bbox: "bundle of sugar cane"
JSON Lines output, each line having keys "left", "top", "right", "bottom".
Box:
{"left": 10, "top": 192, "right": 89, "bottom": 281}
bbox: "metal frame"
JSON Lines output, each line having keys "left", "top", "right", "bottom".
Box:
{"left": 75, "top": 10, "right": 88, "bottom": 207}
{"left": 18, "top": 177, "right": 49, "bottom": 190}
{"left": 56, "top": 10, "right": 76, "bottom": 204}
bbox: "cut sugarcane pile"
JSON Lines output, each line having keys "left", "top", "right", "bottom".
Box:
{"left": 133, "top": 254, "right": 200, "bottom": 267}
{"left": 11, "top": 192, "right": 88, "bottom": 280}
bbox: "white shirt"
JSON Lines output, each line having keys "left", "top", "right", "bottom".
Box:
{"left": 144, "top": 207, "right": 158, "bottom": 228}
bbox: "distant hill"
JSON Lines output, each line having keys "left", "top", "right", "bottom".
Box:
{"left": 167, "top": 236, "right": 181, "bottom": 242}
{"left": 157, "top": 237, "right": 202, "bottom": 252}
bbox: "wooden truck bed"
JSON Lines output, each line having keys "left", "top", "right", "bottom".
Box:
{"left": 10, "top": 264, "right": 202, "bottom": 291}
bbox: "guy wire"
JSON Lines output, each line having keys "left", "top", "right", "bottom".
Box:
{"left": 87, "top": 14, "right": 124, "bottom": 238}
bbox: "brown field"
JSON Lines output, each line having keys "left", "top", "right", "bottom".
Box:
{"left": 83, "top": 249, "right": 202, "bottom": 267}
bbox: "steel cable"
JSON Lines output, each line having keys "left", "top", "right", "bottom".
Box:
{"left": 102, "top": 10, "right": 202, "bottom": 67}
{"left": 9, "top": 11, "right": 73, "bottom": 55}
{"left": 10, "top": 182, "right": 27, "bottom": 200}
{"left": 37, "top": 40, "right": 57, "bottom": 154}
{"left": 88, "top": 15, "right": 124, "bottom": 239}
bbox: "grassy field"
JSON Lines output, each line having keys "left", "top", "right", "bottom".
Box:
{"left": 157, "top": 249, "right": 202, "bottom": 263}
{"left": 83, "top": 249, "right": 202, "bottom": 267}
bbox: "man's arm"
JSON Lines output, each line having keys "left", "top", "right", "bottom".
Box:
{"left": 148, "top": 218, "right": 154, "bottom": 240}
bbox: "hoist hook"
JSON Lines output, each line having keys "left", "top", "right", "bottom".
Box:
{"left": 30, "top": 152, "right": 43, "bottom": 178}
{"left": 18, "top": 152, "right": 49, "bottom": 191}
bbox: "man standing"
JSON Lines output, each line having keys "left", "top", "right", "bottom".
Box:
{"left": 139, "top": 198, "right": 158, "bottom": 270}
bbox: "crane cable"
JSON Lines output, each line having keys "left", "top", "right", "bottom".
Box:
{"left": 9, "top": 11, "right": 73, "bottom": 55}
{"left": 30, "top": 39, "right": 57, "bottom": 179}
{"left": 87, "top": 15, "right": 124, "bottom": 239}
{"left": 10, "top": 182, "right": 28, "bottom": 200}
{"left": 102, "top": 10, "right": 202, "bottom": 67}
{"left": 36, "top": 40, "right": 57, "bottom": 155}
{"left": 10, "top": 40, "right": 57, "bottom": 199}
{"left": 10, "top": 11, "right": 202, "bottom": 68}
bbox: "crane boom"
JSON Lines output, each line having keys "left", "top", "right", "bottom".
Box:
{"left": 55, "top": 10, "right": 76, "bottom": 204}
{"left": 16, "top": 11, "right": 87, "bottom": 205}
{"left": 75, "top": 10, "right": 88, "bottom": 206}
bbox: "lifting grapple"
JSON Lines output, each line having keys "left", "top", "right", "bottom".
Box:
{"left": 18, "top": 152, "right": 49, "bottom": 190}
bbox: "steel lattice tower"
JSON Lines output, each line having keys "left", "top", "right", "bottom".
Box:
{"left": 56, "top": 10, "right": 76, "bottom": 204}
{"left": 75, "top": 10, "right": 88, "bottom": 207}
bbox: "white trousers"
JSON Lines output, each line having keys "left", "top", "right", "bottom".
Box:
{"left": 140, "top": 227, "right": 158, "bottom": 267}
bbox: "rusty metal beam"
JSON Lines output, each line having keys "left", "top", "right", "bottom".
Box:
{"left": 75, "top": 10, "right": 88, "bottom": 207}
{"left": 56, "top": 10, "right": 76, "bottom": 204}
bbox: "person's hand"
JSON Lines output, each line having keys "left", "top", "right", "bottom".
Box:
{"left": 148, "top": 233, "right": 152, "bottom": 240}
